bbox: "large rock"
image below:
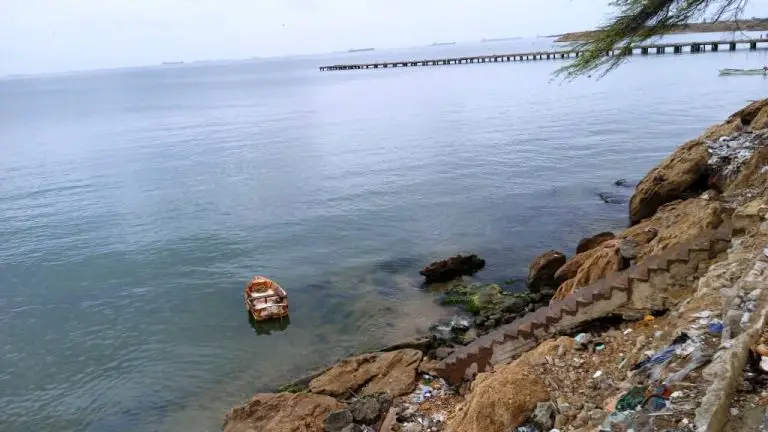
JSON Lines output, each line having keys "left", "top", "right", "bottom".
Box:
{"left": 444, "top": 364, "right": 549, "bottom": 432}
{"left": 629, "top": 138, "right": 710, "bottom": 224}
{"left": 628, "top": 101, "right": 767, "bottom": 225}
{"left": 309, "top": 349, "right": 422, "bottom": 398}
{"left": 552, "top": 241, "right": 621, "bottom": 301}
{"left": 324, "top": 409, "right": 353, "bottom": 432}
{"left": 527, "top": 250, "right": 567, "bottom": 293}
{"left": 620, "top": 198, "right": 724, "bottom": 262}
{"left": 420, "top": 254, "right": 485, "bottom": 284}
{"left": 554, "top": 248, "right": 600, "bottom": 285}
{"left": 223, "top": 392, "right": 345, "bottom": 432}
{"left": 576, "top": 232, "right": 616, "bottom": 254}
{"left": 350, "top": 393, "right": 391, "bottom": 425}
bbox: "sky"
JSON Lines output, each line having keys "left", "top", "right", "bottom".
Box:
{"left": 3, "top": 0, "right": 768, "bottom": 75}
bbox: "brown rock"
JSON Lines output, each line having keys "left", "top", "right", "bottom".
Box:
{"left": 445, "top": 364, "right": 549, "bottom": 432}
{"left": 620, "top": 198, "right": 724, "bottom": 262}
{"left": 528, "top": 250, "right": 567, "bottom": 293}
{"left": 223, "top": 392, "right": 345, "bottom": 432}
{"left": 309, "top": 349, "right": 422, "bottom": 398}
{"left": 727, "top": 98, "right": 768, "bottom": 127}
{"left": 576, "top": 232, "right": 616, "bottom": 254}
{"left": 552, "top": 242, "right": 620, "bottom": 300}
{"left": 554, "top": 248, "right": 599, "bottom": 285}
{"left": 629, "top": 138, "right": 709, "bottom": 224}
{"left": 420, "top": 254, "right": 485, "bottom": 284}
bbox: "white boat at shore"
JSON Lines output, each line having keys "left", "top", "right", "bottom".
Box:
{"left": 719, "top": 68, "right": 767, "bottom": 76}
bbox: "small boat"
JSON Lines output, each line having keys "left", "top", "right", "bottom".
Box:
{"left": 244, "top": 276, "right": 289, "bottom": 321}
{"left": 719, "top": 68, "right": 767, "bottom": 76}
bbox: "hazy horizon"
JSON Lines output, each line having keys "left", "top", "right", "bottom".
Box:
{"left": 5, "top": 0, "right": 768, "bottom": 76}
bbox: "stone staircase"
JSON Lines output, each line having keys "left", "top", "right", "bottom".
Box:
{"left": 435, "top": 221, "right": 734, "bottom": 385}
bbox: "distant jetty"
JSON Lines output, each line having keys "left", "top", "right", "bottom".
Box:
{"left": 162, "top": 61, "right": 184, "bottom": 65}
{"left": 481, "top": 37, "right": 522, "bottom": 43}
{"left": 553, "top": 18, "right": 768, "bottom": 42}
{"left": 348, "top": 48, "right": 375, "bottom": 53}
{"left": 431, "top": 42, "right": 456, "bottom": 46}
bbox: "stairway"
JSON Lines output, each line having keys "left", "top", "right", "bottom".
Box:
{"left": 435, "top": 221, "right": 733, "bottom": 385}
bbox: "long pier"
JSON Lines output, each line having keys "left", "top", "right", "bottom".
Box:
{"left": 319, "top": 38, "right": 768, "bottom": 71}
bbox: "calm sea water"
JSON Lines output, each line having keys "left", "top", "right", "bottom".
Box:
{"left": 1, "top": 34, "right": 767, "bottom": 431}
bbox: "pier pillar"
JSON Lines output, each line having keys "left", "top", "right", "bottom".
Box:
{"left": 641, "top": 47, "right": 648, "bottom": 55}
{"left": 751, "top": 41, "right": 758, "bottom": 50}
{"left": 730, "top": 42, "right": 737, "bottom": 51}
{"left": 711, "top": 43, "right": 718, "bottom": 51}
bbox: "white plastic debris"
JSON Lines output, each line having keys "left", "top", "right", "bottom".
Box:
{"left": 593, "top": 370, "right": 603, "bottom": 379}
{"left": 654, "top": 331, "right": 663, "bottom": 338}
{"left": 670, "top": 391, "right": 684, "bottom": 399}
{"left": 730, "top": 407, "right": 740, "bottom": 416}
{"left": 575, "top": 333, "right": 591, "bottom": 345}
{"left": 760, "top": 356, "right": 768, "bottom": 373}
{"left": 623, "top": 329, "right": 633, "bottom": 335}
{"left": 693, "top": 310, "right": 712, "bottom": 318}
{"left": 741, "top": 312, "right": 752, "bottom": 327}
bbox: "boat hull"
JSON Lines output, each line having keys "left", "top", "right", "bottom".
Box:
{"left": 719, "top": 68, "right": 767, "bottom": 76}
{"left": 244, "top": 276, "right": 289, "bottom": 321}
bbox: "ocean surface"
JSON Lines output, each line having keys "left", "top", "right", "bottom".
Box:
{"left": 1, "top": 33, "right": 767, "bottom": 431}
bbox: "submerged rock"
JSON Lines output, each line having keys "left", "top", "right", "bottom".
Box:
{"left": 528, "top": 250, "right": 566, "bottom": 293}
{"left": 576, "top": 231, "right": 616, "bottom": 254}
{"left": 309, "top": 349, "right": 422, "bottom": 398}
{"left": 597, "top": 191, "right": 627, "bottom": 204}
{"left": 223, "top": 392, "right": 345, "bottom": 432}
{"left": 441, "top": 283, "right": 536, "bottom": 324}
{"left": 420, "top": 254, "right": 485, "bottom": 284}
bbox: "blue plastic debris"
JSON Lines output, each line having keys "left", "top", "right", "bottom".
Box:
{"left": 708, "top": 320, "right": 724, "bottom": 334}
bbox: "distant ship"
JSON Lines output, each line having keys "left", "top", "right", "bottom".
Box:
{"left": 161, "top": 61, "right": 185, "bottom": 65}
{"left": 481, "top": 37, "right": 522, "bottom": 43}
{"left": 431, "top": 42, "right": 456, "bottom": 46}
{"left": 348, "top": 48, "right": 375, "bottom": 53}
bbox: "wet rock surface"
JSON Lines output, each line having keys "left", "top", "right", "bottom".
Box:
{"left": 420, "top": 255, "right": 485, "bottom": 284}
{"left": 528, "top": 250, "right": 566, "bottom": 293}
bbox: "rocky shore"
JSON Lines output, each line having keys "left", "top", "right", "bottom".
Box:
{"left": 224, "top": 99, "right": 768, "bottom": 432}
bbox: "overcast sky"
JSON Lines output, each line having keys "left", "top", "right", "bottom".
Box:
{"left": 3, "top": 0, "right": 768, "bottom": 75}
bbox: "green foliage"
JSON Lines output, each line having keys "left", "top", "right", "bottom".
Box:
{"left": 557, "top": 0, "right": 749, "bottom": 79}
{"left": 277, "top": 382, "right": 308, "bottom": 393}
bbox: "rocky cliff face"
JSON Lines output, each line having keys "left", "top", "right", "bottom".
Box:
{"left": 223, "top": 99, "right": 768, "bottom": 432}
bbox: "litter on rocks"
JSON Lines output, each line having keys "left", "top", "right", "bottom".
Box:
{"left": 623, "top": 329, "right": 633, "bottom": 335}
{"left": 616, "top": 386, "right": 645, "bottom": 411}
{"left": 595, "top": 343, "right": 606, "bottom": 352}
{"left": 593, "top": 370, "right": 603, "bottom": 379}
{"left": 574, "top": 333, "right": 591, "bottom": 345}
{"left": 692, "top": 310, "right": 712, "bottom": 318}
{"left": 644, "top": 315, "right": 656, "bottom": 321}
{"left": 760, "top": 356, "right": 768, "bottom": 373}
{"left": 708, "top": 320, "right": 724, "bottom": 334}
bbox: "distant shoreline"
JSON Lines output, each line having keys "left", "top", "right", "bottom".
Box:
{"left": 552, "top": 18, "right": 768, "bottom": 42}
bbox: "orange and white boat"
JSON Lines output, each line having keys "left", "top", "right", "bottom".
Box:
{"left": 244, "top": 276, "right": 289, "bottom": 321}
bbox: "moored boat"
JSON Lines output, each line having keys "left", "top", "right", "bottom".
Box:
{"left": 719, "top": 68, "right": 767, "bottom": 76}
{"left": 244, "top": 276, "right": 289, "bottom": 321}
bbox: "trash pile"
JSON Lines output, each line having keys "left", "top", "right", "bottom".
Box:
{"left": 391, "top": 374, "right": 460, "bottom": 432}
{"left": 707, "top": 130, "right": 768, "bottom": 179}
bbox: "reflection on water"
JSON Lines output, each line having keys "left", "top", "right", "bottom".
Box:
{"left": 248, "top": 313, "right": 292, "bottom": 335}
